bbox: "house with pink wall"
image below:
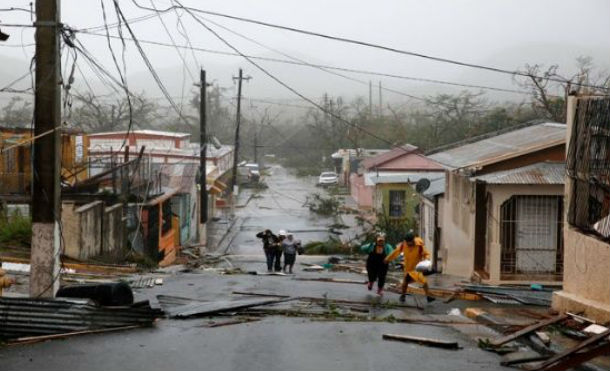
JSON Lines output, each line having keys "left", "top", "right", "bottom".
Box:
{"left": 350, "top": 144, "right": 444, "bottom": 209}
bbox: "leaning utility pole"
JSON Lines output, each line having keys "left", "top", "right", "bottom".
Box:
{"left": 230, "top": 69, "right": 251, "bottom": 201}
{"left": 30, "top": 0, "right": 61, "bottom": 297}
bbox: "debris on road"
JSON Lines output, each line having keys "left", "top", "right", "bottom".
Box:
{"left": 0, "top": 296, "right": 163, "bottom": 342}
{"left": 56, "top": 282, "right": 134, "bottom": 306}
{"left": 488, "top": 313, "right": 568, "bottom": 347}
{"left": 161, "top": 296, "right": 296, "bottom": 319}
{"left": 382, "top": 333, "right": 461, "bottom": 350}
{"left": 500, "top": 350, "right": 550, "bottom": 366}
{"left": 6, "top": 325, "right": 143, "bottom": 346}
{"left": 203, "top": 317, "right": 261, "bottom": 328}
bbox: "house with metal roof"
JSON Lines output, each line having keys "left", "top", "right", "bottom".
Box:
{"left": 349, "top": 145, "right": 444, "bottom": 219}
{"left": 427, "top": 122, "right": 567, "bottom": 284}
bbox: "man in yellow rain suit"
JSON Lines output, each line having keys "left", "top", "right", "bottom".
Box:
{"left": 384, "top": 230, "right": 435, "bottom": 303}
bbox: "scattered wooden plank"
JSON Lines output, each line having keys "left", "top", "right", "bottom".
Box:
{"left": 169, "top": 297, "right": 297, "bottom": 319}
{"left": 489, "top": 314, "right": 568, "bottom": 347}
{"left": 231, "top": 291, "right": 419, "bottom": 309}
{"left": 382, "top": 333, "right": 460, "bottom": 350}
{"left": 294, "top": 277, "right": 366, "bottom": 284}
{"left": 7, "top": 325, "right": 142, "bottom": 345}
{"left": 500, "top": 351, "right": 550, "bottom": 366}
{"left": 204, "top": 318, "right": 261, "bottom": 328}
{"left": 531, "top": 329, "right": 610, "bottom": 371}
{"left": 387, "top": 285, "right": 481, "bottom": 301}
{"left": 232, "top": 291, "right": 290, "bottom": 299}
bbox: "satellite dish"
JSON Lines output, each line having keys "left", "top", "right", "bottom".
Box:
{"left": 211, "top": 136, "right": 222, "bottom": 150}
{"left": 415, "top": 178, "right": 431, "bottom": 194}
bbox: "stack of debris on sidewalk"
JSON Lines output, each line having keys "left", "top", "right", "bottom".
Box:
{"left": 473, "top": 309, "right": 610, "bottom": 371}
{"left": 461, "top": 283, "right": 554, "bottom": 307}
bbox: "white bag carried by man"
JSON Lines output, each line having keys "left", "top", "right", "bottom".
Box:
{"left": 415, "top": 259, "right": 432, "bottom": 273}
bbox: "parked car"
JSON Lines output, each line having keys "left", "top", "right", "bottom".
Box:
{"left": 318, "top": 171, "right": 338, "bottom": 186}
{"left": 245, "top": 163, "right": 260, "bottom": 182}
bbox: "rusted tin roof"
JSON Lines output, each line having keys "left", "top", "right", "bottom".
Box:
{"left": 428, "top": 123, "right": 566, "bottom": 169}
{"left": 473, "top": 161, "right": 565, "bottom": 185}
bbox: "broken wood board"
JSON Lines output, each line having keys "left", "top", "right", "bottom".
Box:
{"left": 500, "top": 351, "right": 550, "bottom": 366}
{"left": 382, "top": 333, "right": 460, "bottom": 349}
{"left": 294, "top": 277, "right": 366, "bottom": 284}
{"left": 0, "top": 256, "right": 138, "bottom": 275}
{"left": 530, "top": 329, "right": 610, "bottom": 371}
{"left": 203, "top": 318, "right": 261, "bottom": 328}
{"left": 231, "top": 291, "right": 420, "bottom": 309}
{"left": 7, "top": 325, "right": 143, "bottom": 346}
{"left": 489, "top": 314, "right": 568, "bottom": 347}
{"left": 387, "top": 285, "right": 481, "bottom": 301}
{"left": 169, "top": 297, "right": 297, "bottom": 319}
{"left": 302, "top": 265, "right": 325, "bottom": 272}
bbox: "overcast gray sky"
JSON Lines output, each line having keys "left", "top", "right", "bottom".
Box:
{"left": 1, "top": 0, "right": 609, "bottom": 112}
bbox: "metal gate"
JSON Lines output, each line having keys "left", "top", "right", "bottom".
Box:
{"left": 500, "top": 195, "right": 563, "bottom": 277}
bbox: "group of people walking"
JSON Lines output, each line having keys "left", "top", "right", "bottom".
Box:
{"left": 361, "top": 230, "right": 434, "bottom": 302}
{"left": 256, "top": 229, "right": 302, "bottom": 274}
{"left": 256, "top": 228, "right": 434, "bottom": 303}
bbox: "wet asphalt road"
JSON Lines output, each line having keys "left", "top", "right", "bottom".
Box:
{"left": 228, "top": 164, "right": 335, "bottom": 255}
{"left": 0, "top": 165, "right": 511, "bottom": 371}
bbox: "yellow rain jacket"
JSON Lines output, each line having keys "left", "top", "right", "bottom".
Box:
{"left": 385, "top": 237, "right": 430, "bottom": 284}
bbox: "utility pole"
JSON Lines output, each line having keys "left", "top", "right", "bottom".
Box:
{"left": 368, "top": 81, "right": 373, "bottom": 117}
{"left": 199, "top": 69, "right": 208, "bottom": 225}
{"left": 378, "top": 81, "right": 383, "bottom": 117}
{"left": 230, "top": 69, "right": 251, "bottom": 211}
{"left": 30, "top": 0, "right": 61, "bottom": 298}
{"left": 253, "top": 130, "right": 258, "bottom": 164}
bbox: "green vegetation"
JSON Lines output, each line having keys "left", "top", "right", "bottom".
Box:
{"left": 0, "top": 209, "right": 31, "bottom": 248}
{"left": 306, "top": 193, "right": 340, "bottom": 216}
{"left": 303, "top": 237, "right": 348, "bottom": 255}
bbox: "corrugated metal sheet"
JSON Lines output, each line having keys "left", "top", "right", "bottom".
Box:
{"left": 0, "top": 297, "right": 163, "bottom": 340}
{"left": 428, "top": 123, "right": 566, "bottom": 169}
{"left": 473, "top": 162, "right": 565, "bottom": 185}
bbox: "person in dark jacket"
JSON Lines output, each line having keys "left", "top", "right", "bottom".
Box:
{"left": 360, "top": 234, "right": 394, "bottom": 296}
{"left": 256, "top": 229, "right": 278, "bottom": 272}
{"left": 274, "top": 230, "right": 287, "bottom": 272}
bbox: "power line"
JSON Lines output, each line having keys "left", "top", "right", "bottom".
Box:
{"left": 176, "top": 2, "right": 400, "bottom": 150}
{"left": 75, "top": 29, "right": 537, "bottom": 97}
{"left": 199, "top": 15, "right": 425, "bottom": 102}
{"left": 129, "top": 1, "right": 610, "bottom": 91}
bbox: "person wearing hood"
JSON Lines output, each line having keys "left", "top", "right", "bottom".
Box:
{"left": 360, "top": 233, "right": 394, "bottom": 296}
{"left": 256, "top": 229, "right": 278, "bottom": 272}
{"left": 384, "top": 230, "right": 434, "bottom": 303}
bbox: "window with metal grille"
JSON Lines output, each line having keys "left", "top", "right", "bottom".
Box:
{"left": 567, "top": 97, "right": 610, "bottom": 241}
{"left": 389, "top": 190, "right": 405, "bottom": 217}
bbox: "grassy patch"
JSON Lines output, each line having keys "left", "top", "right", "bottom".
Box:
{"left": 0, "top": 210, "right": 31, "bottom": 248}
